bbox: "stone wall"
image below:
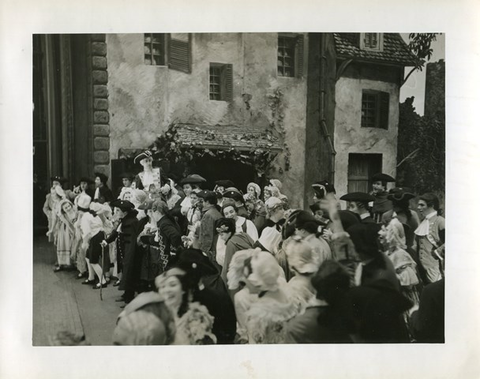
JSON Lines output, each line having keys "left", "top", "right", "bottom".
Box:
{"left": 106, "top": 33, "right": 308, "bottom": 208}
{"left": 91, "top": 34, "right": 111, "bottom": 178}
{"left": 334, "top": 76, "right": 400, "bottom": 198}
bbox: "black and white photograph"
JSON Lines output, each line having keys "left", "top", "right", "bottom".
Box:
{"left": 32, "top": 31, "right": 446, "bottom": 346}
{"left": 2, "top": 1, "right": 480, "bottom": 378}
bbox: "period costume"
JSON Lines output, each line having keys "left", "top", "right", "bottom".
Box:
{"left": 104, "top": 201, "right": 140, "bottom": 302}
{"left": 414, "top": 211, "right": 445, "bottom": 284}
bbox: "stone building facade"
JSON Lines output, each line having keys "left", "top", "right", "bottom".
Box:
{"left": 33, "top": 32, "right": 415, "bottom": 216}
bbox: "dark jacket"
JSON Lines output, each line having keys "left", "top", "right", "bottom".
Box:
{"left": 105, "top": 211, "right": 140, "bottom": 293}
{"left": 410, "top": 279, "right": 445, "bottom": 343}
{"left": 347, "top": 279, "right": 412, "bottom": 343}
{"left": 199, "top": 204, "right": 222, "bottom": 254}
{"left": 140, "top": 215, "right": 182, "bottom": 270}
{"left": 94, "top": 185, "right": 114, "bottom": 204}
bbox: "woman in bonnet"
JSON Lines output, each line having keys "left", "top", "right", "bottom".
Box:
{"left": 243, "top": 250, "right": 296, "bottom": 344}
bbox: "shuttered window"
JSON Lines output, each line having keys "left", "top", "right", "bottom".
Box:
{"left": 209, "top": 63, "right": 233, "bottom": 101}
{"left": 277, "top": 34, "right": 304, "bottom": 78}
{"left": 361, "top": 90, "right": 389, "bottom": 129}
{"left": 144, "top": 33, "right": 191, "bottom": 73}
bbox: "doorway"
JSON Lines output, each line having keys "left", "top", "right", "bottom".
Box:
{"left": 347, "top": 153, "right": 382, "bottom": 193}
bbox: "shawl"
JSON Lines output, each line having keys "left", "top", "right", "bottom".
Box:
{"left": 245, "top": 289, "right": 298, "bottom": 344}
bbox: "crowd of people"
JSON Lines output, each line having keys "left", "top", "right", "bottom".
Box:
{"left": 44, "top": 151, "right": 445, "bottom": 345}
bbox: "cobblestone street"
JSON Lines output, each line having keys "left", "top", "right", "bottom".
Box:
{"left": 33, "top": 236, "right": 122, "bottom": 346}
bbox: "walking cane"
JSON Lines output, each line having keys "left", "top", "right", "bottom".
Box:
{"left": 100, "top": 244, "right": 105, "bottom": 301}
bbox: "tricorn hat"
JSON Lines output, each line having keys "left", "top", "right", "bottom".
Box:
{"left": 134, "top": 150, "right": 153, "bottom": 165}
{"left": 387, "top": 187, "right": 416, "bottom": 202}
{"left": 180, "top": 174, "right": 207, "bottom": 185}
{"left": 110, "top": 199, "right": 135, "bottom": 212}
{"left": 371, "top": 173, "right": 395, "bottom": 183}
{"left": 340, "top": 192, "right": 375, "bottom": 204}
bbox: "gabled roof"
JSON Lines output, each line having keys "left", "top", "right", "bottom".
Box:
{"left": 333, "top": 33, "right": 418, "bottom": 66}
{"left": 173, "top": 123, "right": 283, "bottom": 152}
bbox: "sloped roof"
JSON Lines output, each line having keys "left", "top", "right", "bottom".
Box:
{"left": 173, "top": 124, "right": 283, "bottom": 152}
{"left": 333, "top": 33, "right": 418, "bottom": 66}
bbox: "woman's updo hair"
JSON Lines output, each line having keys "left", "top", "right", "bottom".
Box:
{"left": 155, "top": 268, "right": 195, "bottom": 317}
{"left": 221, "top": 203, "right": 238, "bottom": 215}
{"left": 419, "top": 193, "right": 441, "bottom": 212}
{"left": 215, "top": 217, "right": 236, "bottom": 235}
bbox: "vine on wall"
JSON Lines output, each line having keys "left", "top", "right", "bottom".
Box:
{"left": 267, "top": 88, "right": 291, "bottom": 172}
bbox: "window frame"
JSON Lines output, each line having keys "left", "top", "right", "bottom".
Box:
{"left": 144, "top": 33, "right": 168, "bottom": 66}
{"left": 360, "top": 33, "right": 384, "bottom": 52}
{"left": 361, "top": 89, "right": 390, "bottom": 130}
{"left": 277, "top": 33, "right": 304, "bottom": 79}
{"left": 209, "top": 63, "right": 233, "bottom": 102}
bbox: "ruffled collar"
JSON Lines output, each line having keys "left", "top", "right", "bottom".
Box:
{"left": 414, "top": 211, "right": 437, "bottom": 236}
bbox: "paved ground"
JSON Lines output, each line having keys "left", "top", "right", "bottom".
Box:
{"left": 33, "top": 236, "right": 124, "bottom": 346}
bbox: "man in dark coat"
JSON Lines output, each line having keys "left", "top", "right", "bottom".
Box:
{"left": 340, "top": 192, "right": 376, "bottom": 224}
{"left": 140, "top": 199, "right": 182, "bottom": 272}
{"left": 102, "top": 200, "right": 140, "bottom": 305}
{"left": 197, "top": 190, "right": 222, "bottom": 257}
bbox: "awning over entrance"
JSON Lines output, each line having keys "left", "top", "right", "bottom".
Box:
{"left": 173, "top": 123, "right": 283, "bottom": 152}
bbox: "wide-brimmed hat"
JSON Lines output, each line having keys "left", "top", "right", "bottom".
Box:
{"left": 312, "top": 180, "right": 336, "bottom": 196}
{"left": 110, "top": 199, "right": 135, "bottom": 212}
{"left": 134, "top": 150, "right": 153, "bottom": 164}
{"left": 371, "top": 173, "right": 395, "bottom": 183}
{"left": 387, "top": 187, "right": 416, "bottom": 202}
{"left": 340, "top": 192, "right": 375, "bottom": 204}
{"left": 223, "top": 188, "right": 244, "bottom": 202}
{"left": 197, "top": 190, "right": 217, "bottom": 204}
{"left": 180, "top": 174, "right": 206, "bottom": 185}
{"left": 175, "top": 248, "right": 219, "bottom": 279}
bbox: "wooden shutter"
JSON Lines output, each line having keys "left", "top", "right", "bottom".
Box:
{"left": 379, "top": 92, "right": 390, "bottom": 129}
{"left": 168, "top": 34, "right": 191, "bottom": 73}
{"left": 223, "top": 64, "right": 233, "bottom": 101}
{"left": 296, "top": 35, "right": 304, "bottom": 77}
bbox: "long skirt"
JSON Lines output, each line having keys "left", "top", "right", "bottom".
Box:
{"left": 56, "top": 224, "right": 73, "bottom": 266}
